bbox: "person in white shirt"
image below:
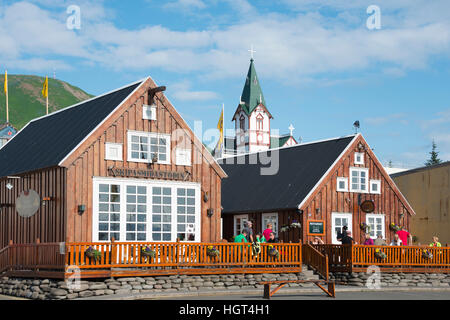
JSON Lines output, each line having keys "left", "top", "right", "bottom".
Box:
{"left": 389, "top": 233, "right": 403, "bottom": 246}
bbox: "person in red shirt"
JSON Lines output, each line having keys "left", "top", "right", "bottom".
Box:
{"left": 396, "top": 228, "right": 412, "bottom": 246}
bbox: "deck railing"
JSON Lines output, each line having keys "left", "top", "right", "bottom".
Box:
{"left": 302, "top": 244, "right": 329, "bottom": 280}
{"left": 65, "top": 241, "right": 302, "bottom": 271}
{"left": 312, "top": 244, "right": 450, "bottom": 273}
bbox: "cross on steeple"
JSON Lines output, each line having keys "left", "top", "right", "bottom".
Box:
{"left": 289, "top": 124, "right": 295, "bottom": 136}
{"left": 248, "top": 44, "right": 256, "bottom": 60}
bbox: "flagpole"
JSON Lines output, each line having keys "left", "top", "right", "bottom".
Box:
{"left": 5, "top": 70, "right": 8, "bottom": 123}
{"left": 222, "top": 103, "right": 225, "bottom": 152}
{"left": 46, "top": 95, "right": 48, "bottom": 115}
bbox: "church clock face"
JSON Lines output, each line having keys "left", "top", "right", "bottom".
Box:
{"left": 257, "top": 134, "right": 262, "bottom": 142}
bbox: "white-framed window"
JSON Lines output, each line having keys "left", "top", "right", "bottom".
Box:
{"left": 233, "top": 214, "right": 248, "bottom": 237}
{"left": 93, "top": 178, "right": 201, "bottom": 242}
{"left": 331, "top": 212, "right": 352, "bottom": 245}
{"left": 127, "top": 131, "right": 171, "bottom": 164}
{"left": 337, "top": 177, "right": 348, "bottom": 192}
{"left": 262, "top": 213, "right": 278, "bottom": 237}
{"left": 175, "top": 148, "right": 192, "bottom": 166}
{"left": 350, "top": 167, "right": 369, "bottom": 193}
{"left": 105, "top": 143, "right": 123, "bottom": 161}
{"left": 366, "top": 214, "right": 385, "bottom": 239}
{"left": 354, "top": 152, "right": 364, "bottom": 165}
{"left": 370, "top": 180, "right": 381, "bottom": 194}
{"left": 143, "top": 104, "right": 156, "bottom": 120}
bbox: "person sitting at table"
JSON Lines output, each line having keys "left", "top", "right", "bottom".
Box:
{"left": 429, "top": 236, "right": 442, "bottom": 247}
{"left": 267, "top": 232, "right": 278, "bottom": 243}
{"left": 255, "top": 233, "right": 266, "bottom": 243}
{"left": 234, "top": 230, "right": 248, "bottom": 243}
{"left": 311, "top": 236, "right": 324, "bottom": 245}
{"left": 374, "top": 234, "right": 387, "bottom": 246}
{"left": 263, "top": 223, "right": 273, "bottom": 242}
{"left": 363, "top": 233, "right": 374, "bottom": 245}
{"left": 389, "top": 233, "right": 403, "bottom": 246}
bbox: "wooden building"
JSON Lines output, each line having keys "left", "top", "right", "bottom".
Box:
{"left": 0, "top": 77, "right": 226, "bottom": 249}
{"left": 219, "top": 134, "right": 416, "bottom": 244}
{"left": 391, "top": 161, "right": 450, "bottom": 245}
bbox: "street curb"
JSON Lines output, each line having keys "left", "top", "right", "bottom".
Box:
{"left": 75, "top": 286, "right": 450, "bottom": 300}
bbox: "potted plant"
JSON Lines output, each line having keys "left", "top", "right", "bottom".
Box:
{"left": 360, "top": 222, "right": 371, "bottom": 233}
{"left": 141, "top": 246, "right": 156, "bottom": 258}
{"left": 374, "top": 248, "right": 387, "bottom": 260}
{"left": 389, "top": 223, "right": 401, "bottom": 232}
{"left": 85, "top": 246, "right": 102, "bottom": 261}
{"left": 268, "top": 245, "right": 280, "bottom": 259}
{"left": 206, "top": 246, "right": 220, "bottom": 258}
{"left": 422, "top": 249, "right": 433, "bottom": 260}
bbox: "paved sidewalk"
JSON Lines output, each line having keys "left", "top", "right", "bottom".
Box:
{"left": 75, "top": 285, "right": 450, "bottom": 300}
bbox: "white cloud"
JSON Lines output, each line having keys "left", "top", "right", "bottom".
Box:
{"left": 365, "top": 113, "right": 409, "bottom": 126}
{"left": 169, "top": 81, "right": 219, "bottom": 101}
{"left": 163, "top": 0, "right": 206, "bottom": 10}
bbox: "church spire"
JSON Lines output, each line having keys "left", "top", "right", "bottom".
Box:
{"left": 240, "top": 58, "right": 266, "bottom": 115}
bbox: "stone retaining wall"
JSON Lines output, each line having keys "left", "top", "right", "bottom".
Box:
{"left": 329, "top": 272, "right": 450, "bottom": 287}
{"left": 0, "top": 273, "right": 310, "bottom": 300}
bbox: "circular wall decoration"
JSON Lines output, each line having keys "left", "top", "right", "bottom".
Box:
{"left": 360, "top": 200, "right": 375, "bottom": 213}
{"left": 16, "top": 190, "right": 40, "bottom": 218}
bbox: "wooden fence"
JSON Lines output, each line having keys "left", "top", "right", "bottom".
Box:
{"left": 312, "top": 244, "right": 450, "bottom": 273}
{"left": 64, "top": 241, "right": 303, "bottom": 278}
{"left": 302, "top": 244, "right": 329, "bottom": 280}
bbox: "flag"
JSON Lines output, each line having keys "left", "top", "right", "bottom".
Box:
{"left": 216, "top": 109, "right": 224, "bottom": 151}
{"left": 42, "top": 76, "right": 48, "bottom": 98}
{"left": 4, "top": 71, "right": 7, "bottom": 94}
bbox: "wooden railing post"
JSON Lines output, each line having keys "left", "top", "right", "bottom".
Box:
{"left": 8, "top": 240, "right": 13, "bottom": 272}
{"left": 35, "top": 238, "right": 40, "bottom": 273}
{"left": 111, "top": 237, "right": 117, "bottom": 266}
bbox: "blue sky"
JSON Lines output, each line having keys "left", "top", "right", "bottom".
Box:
{"left": 1, "top": 0, "right": 450, "bottom": 168}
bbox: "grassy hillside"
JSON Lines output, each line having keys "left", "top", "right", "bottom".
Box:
{"left": 0, "top": 75, "right": 93, "bottom": 129}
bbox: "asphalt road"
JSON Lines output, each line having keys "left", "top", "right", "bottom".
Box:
{"left": 161, "top": 289, "right": 450, "bottom": 300}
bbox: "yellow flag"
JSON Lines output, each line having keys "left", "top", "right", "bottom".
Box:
{"left": 4, "top": 71, "right": 7, "bottom": 94}
{"left": 42, "top": 76, "right": 48, "bottom": 98}
{"left": 217, "top": 109, "right": 224, "bottom": 151}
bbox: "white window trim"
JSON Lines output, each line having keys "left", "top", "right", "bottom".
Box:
{"left": 349, "top": 167, "right": 369, "bottom": 193}
{"left": 105, "top": 142, "right": 123, "bottom": 161}
{"left": 262, "top": 212, "right": 279, "bottom": 237}
{"left": 366, "top": 214, "right": 385, "bottom": 239}
{"left": 127, "top": 130, "right": 171, "bottom": 165}
{"left": 92, "top": 177, "right": 201, "bottom": 243}
{"left": 354, "top": 152, "right": 364, "bottom": 165}
{"left": 175, "top": 148, "right": 192, "bottom": 167}
{"left": 331, "top": 212, "right": 352, "bottom": 245}
{"left": 336, "top": 177, "right": 348, "bottom": 192}
{"left": 370, "top": 179, "right": 381, "bottom": 194}
{"left": 233, "top": 214, "right": 248, "bottom": 237}
{"left": 143, "top": 104, "right": 157, "bottom": 121}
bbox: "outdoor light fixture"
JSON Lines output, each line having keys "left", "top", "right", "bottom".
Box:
{"left": 315, "top": 208, "right": 320, "bottom": 214}
{"left": 207, "top": 209, "right": 214, "bottom": 218}
{"left": 203, "top": 191, "right": 209, "bottom": 203}
{"left": 297, "top": 209, "right": 303, "bottom": 215}
{"left": 78, "top": 205, "right": 86, "bottom": 215}
{"left": 41, "top": 197, "right": 52, "bottom": 206}
{"left": 6, "top": 183, "right": 13, "bottom": 190}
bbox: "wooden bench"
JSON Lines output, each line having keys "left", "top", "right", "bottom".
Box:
{"left": 260, "top": 279, "right": 336, "bottom": 299}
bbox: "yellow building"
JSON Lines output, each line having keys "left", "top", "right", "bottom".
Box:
{"left": 391, "top": 161, "right": 450, "bottom": 246}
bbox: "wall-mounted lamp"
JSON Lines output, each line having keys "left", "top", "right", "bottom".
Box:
{"left": 207, "top": 209, "right": 214, "bottom": 218}
{"left": 6, "top": 183, "right": 13, "bottom": 190}
{"left": 315, "top": 208, "right": 320, "bottom": 214}
{"left": 41, "top": 197, "right": 53, "bottom": 206}
{"left": 78, "top": 205, "right": 86, "bottom": 215}
{"left": 297, "top": 209, "right": 303, "bottom": 215}
{"left": 203, "top": 191, "right": 209, "bottom": 203}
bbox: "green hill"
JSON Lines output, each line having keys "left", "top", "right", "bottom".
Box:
{"left": 0, "top": 75, "right": 93, "bottom": 129}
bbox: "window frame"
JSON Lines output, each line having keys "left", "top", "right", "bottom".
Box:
{"left": 175, "top": 148, "right": 192, "bottom": 167}
{"left": 142, "top": 104, "right": 157, "bottom": 121}
{"left": 105, "top": 142, "right": 123, "bottom": 161}
{"left": 127, "top": 130, "right": 171, "bottom": 165}
{"left": 349, "top": 167, "right": 369, "bottom": 193}
{"left": 370, "top": 179, "right": 381, "bottom": 194}
{"left": 262, "top": 212, "right": 279, "bottom": 238}
{"left": 92, "top": 177, "right": 201, "bottom": 243}
{"left": 365, "top": 214, "right": 385, "bottom": 239}
{"left": 336, "top": 177, "right": 348, "bottom": 192}
{"left": 354, "top": 152, "right": 365, "bottom": 165}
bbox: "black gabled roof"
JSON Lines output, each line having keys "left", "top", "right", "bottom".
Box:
{"left": 0, "top": 80, "right": 143, "bottom": 177}
{"left": 218, "top": 135, "right": 356, "bottom": 214}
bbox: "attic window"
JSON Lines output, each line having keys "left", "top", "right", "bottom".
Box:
{"left": 105, "top": 143, "right": 123, "bottom": 161}
{"left": 354, "top": 152, "right": 364, "bottom": 165}
{"left": 143, "top": 104, "right": 156, "bottom": 120}
{"left": 337, "top": 177, "right": 348, "bottom": 192}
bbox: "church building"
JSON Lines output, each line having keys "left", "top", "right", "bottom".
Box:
{"left": 214, "top": 58, "right": 297, "bottom": 158}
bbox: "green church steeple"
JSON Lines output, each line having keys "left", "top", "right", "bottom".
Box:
{"left": 240, "top": 59, "right": 266, "bottom": 115}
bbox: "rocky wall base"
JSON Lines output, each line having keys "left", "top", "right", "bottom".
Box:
{"left": 329, "top": 272, "right": 450, "bottom": 287}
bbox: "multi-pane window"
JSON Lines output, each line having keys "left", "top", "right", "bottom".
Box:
{"left": 234, "top": 215, "right": 248, "bottom": 237}
{"left": 350, "top": 168, "right": 369, "bottom": 193}
{"left": 98, "top": 184, "right": 121, "bottom": 241}
{"left": 366, "top": 214, "right": 385, "bottom": 239}
{"left": 128, "top": 131, "right": 170, "bottom": 164}
{"left": 126, "top": 186, "right": 147, "bottom": 241}
{"left": 94, "top": 180, "right": 200, "bottom": 242}
{"left": 370, "top": 180, "right": 381, "bottom": 194}
{"left": 152, "top": 187, "right": 172, "bottom": 241}
{"left": 177, "top": 188, "right": 196, "bottom": 241}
